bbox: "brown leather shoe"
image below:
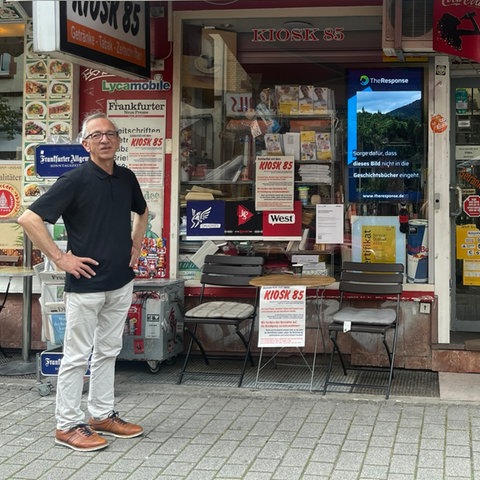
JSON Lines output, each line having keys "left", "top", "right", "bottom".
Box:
{"left": 89, "top": 411, "right": 143, "bottom": 438}
{"left": 55, "top": 424, "right": 108, "bottom": 451}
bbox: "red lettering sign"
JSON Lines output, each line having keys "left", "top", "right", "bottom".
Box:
{"left": 252, "top": 27, "right": 341, "bottom": 43}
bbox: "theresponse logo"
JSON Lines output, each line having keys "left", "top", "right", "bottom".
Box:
{"left": 360, "top": 74, "right": 370, "bottom": 86}
{"left": 359, "top": 73, "right": 409, "bottom": 86}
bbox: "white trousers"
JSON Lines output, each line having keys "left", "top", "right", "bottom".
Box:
{"left": 56, "top": 280, "right": 134, "bottom": 430}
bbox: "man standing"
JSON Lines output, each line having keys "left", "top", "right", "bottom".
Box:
{"left": 18, "top": 112, "right": 149, "bottom": 451}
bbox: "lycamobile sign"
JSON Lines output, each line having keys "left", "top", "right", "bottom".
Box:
{"left": 102, "top": 76, "right": 171, "bottom": 93}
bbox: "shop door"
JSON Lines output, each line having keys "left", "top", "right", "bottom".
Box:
{"left": 451, "top": 78, "right": 480, "bottom": 331}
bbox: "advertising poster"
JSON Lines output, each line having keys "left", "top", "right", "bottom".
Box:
{"left": 346, "top": 68, "right": 424, "bottom": 203}
{"left": 34, "top": 144, "right": 89, "bottom": 177}
{"left": 107, "top": 98, "right": 165, "bottom": 238}
{"left": 351, "top": 216, "right": 406, "bottom": 264}
{"left": 262, "top": 201, "right": 302, "bottom": 238}
{"left": 0, "top": 162, "right": 22, "bottom": 250}
{"left": 23, "top": 21, "right": 75, "bottom": 205}
{"left": 456, "top": 224, "right": 480, "bottom": 260}
{"left": 80, "top": 68, "right": 172, "bottom": 278}
{"left": 434, "top": 2, "right": 480, "bottom": 64}
{"left": 255, "top": 155, "right": 294, "bottom": 211}
{"left": 258, "top": 286, "right": 306, "bottom": 348}
{"left": 225, "top": 200, "right": 263, "bottom": 236}
{"left": 186, "top": 200, "right": 302, "bottom": 239}
{"left": 186, "top": 200, "right": 225, "bottom": 237}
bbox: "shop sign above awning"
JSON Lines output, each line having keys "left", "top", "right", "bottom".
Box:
{"left": 32, "top": 1, "right": 150, "bottom": 79}
{"left": 434, "top": 1, "right": 480, "bottom": 63}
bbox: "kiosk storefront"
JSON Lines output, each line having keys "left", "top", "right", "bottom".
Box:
{"left": 4, "top": 1, "right": 480, "bottom": 374}
{"left": 169, "top": 2, "right": 437, "bottom": 370}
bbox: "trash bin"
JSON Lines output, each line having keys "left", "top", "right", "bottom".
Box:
{"left": 407, "top": 219, "right": 428, "bottom": 283}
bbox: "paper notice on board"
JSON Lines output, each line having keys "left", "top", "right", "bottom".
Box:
{"left": 255, "top": 156, "right": 295, "bottom": 211}
{"left": 315, "top": 204, "right": 344, "bottom": 244}
{"left": 258, "top": 286, "right": 306, "bottom": 348}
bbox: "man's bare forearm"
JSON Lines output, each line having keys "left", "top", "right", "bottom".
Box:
{"left": 17, "top": 209, "right": 64, "bottom": 263}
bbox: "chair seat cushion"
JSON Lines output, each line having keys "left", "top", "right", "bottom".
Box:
{"left": 186, "top": 301, "right": 255, "bottom": 320}
{"left": 333, "top": 307, "right": 396, "bottom": 326}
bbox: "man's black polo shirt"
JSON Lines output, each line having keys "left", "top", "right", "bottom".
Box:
{"left": 28, "top": 160, "right": 147, "bottom": 293}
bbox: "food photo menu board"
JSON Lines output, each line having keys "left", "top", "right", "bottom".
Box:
{"left": 22, "top": 21, "right": 75, "bottom": 203}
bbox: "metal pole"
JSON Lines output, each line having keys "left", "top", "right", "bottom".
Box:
{"left": 22, "top": 234, "right": 33, "bottom": 363}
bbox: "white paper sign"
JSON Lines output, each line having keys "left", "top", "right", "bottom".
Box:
{"left": 315, "top": 204, "right": 344, "bottom": 244}
{"left": 258, "top": 286, "right": 306, "bottom": 348}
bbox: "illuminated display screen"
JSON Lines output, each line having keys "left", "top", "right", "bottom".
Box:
{"left": 346, "top": 68, "right": 424, "bottom": 203}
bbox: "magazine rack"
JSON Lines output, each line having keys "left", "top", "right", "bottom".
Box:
{"left": 179, "top": 84, "right": 339, "bottom": 276}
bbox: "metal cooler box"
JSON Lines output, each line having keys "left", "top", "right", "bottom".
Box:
{"left": 118, "top": 279, "right": 184, "bottom": 373}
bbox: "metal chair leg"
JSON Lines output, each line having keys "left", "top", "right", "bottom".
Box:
{"left": 238, "top": 319, "right": 256, "bottom": 387}
{"left": 235, "top": 326, "right": 255, "bottom": 367}
{"left": 385, "top": 326, "right": 399, "bottom": 399}
{"left": 323, "top": 331, "right": 337, "bottom": 395}
{"left": 186, "top": 324, "right": 210, "bottom": 364}
{"left": 330, "top": 331, "right": 348, "bottom": 375}
{"left": 178, "top": 324, "right": 209, "bottom": 384}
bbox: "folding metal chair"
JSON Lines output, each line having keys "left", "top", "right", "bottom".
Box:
{"left": 177, "top": 254, "right": 264, "bottom": 387}
{"left": 323, "top": 261, "right": 404, "bottom": 399}
{"left": 0, "top": 255, "right": 20, "bottom": 357}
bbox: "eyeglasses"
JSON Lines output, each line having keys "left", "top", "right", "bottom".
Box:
{"left": 85, "top": 130, "right": 119, "bottom": 141}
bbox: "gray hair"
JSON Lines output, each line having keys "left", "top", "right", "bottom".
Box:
{"left": 79, "top": 112, "right": 119, "bottom": 140}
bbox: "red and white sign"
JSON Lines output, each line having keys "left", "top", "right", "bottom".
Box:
{"left": 255, "top": 156, "right": 295, "bottom": 211}
{"left": 263, "top": 201, "right": 302, "bottom": 237}
{"left": 464, "top": 195, "right": 480, "bottom": 217}
{"left": 0, "top": 184, "right": 21, "bottom": 218}
{"left": 258, "top": 286, "right": 306, "bottom": 348}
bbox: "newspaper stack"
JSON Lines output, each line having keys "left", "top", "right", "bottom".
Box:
{"left": 297, "top": 164, "right": 331, "bottom": 183}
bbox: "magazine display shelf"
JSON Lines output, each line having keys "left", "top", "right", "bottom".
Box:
{"left": 179, "top": 85, "right": 339, "bottom": 277}
{"left": 179, "top": 112, "right": 337, "bottom": 207}
{"left": 34, "top": 263, "right": 68, "bottom": 396}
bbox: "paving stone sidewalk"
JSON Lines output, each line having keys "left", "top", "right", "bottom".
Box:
{"left": 0, "top": 373, "right": 479, "bottom": 480}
